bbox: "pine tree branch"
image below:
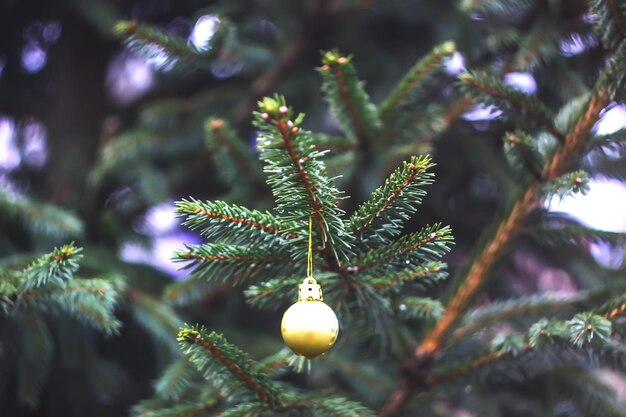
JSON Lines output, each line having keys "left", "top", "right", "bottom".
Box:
{"left": 178, "top": 327, "right": 282, "bottom": 409}
{"left": 114, "top": 19, "right": 229, "bottom": 65}
{"left": 379, "top": 42, "right": 456, "bottom": 123}
{"left": 418, "top": 90, "right": 609, "bottom": 360}
{"left": 378, "top": 38, "right": 626, "bottom": 417}
{"left": 234, "top": 35, "right": 307, "bottom": 121}
{"left": 607, "top": 0, "right": 626, "bottom": 40}
{"left": 449, "top": 292, "right": 590, "bottom": 344}
{"left": 129, "top": 290, "right": 183, "bottom": 352}
{"left": 348, "top": 225, "right": 452, "bottom": 273}
{"left": 459, "top": 71, "right": 566, "bottom": 142}
{"left": 174, "top": 244, "right": 290, "bottom": 263}
{"left": 176, "top": 198, "right": 298, "bottom": 243}
{"left": 319, "top": 50, "right": 381, "bottom": 148}
{"left": 369, "top": 262, "right": 447, "bottom": 291}
{"left": 255, "top": 97, "right": 350, "bottom": 265}
{"left": 347, "top": 156, "right": 435, "bottom": 245}
{"left": 205, "top": 118, "right": 263, "bottom": 184}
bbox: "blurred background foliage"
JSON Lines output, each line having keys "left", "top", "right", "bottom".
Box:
{"left": 1, "top": 0, "right": 626, "bottom": 416}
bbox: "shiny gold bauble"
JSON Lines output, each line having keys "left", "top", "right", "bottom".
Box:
{"left": 281, "top": 277, "right": 339, "bottom": 359}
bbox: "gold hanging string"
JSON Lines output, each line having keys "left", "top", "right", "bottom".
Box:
{"left": 307, "top": 215, "right": 313, "bottom": 277}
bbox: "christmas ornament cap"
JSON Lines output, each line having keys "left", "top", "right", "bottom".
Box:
{"left": 281, "top": 277, "right": 339, "bottom": 359}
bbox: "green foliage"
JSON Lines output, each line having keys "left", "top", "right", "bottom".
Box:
{"left": 131, "top": 291, "right": 183, "bottom": 352}
{"left": 173, "top": 242, "right": 291, "bottom": 285}
{"left": 458, "top": 71, "right": 564, "bottom": 141}
{"left": 254, "top": 96, "right": 352, "bottom": 263}
{"left": 502, "top": 130, "right": 544, "bottom": 179}
{"left": 115, "top": 18, "right": 231, "bottom": 71}
{"left": 177, "top": 325, "right": 282, "bottom": 407}
{"left": 588, "top": 0, "right": 626, "bottom": 49}
{"left": 153, "top": 358, "right": 196, "bottom": 400}
{"left": 347, "top": 155, "right": 435, "bottom": 248}
{"left": 567, "top": 312, "right": 612, "bottom": 347}
{"left": 204, "top": 118, "right": 264, "bottom": 189}
{"left": 349, "top": 224, "right": 453, "bottom": 275}
{"left": 0, "top": 190, "right": 83, "bottom": 240}
{"left": 319, "top": 50, "right": 381, "bottom": 143}
{"left": 490, "top": 332, "right": 526, "bottom": 356}
{"left": 397, "top": 296, "right": 444, "bottom": 320}
{"left": 460, "top": 0, "right": 535, "bottom": 14}
{"left": 0, "top": 244, "right": 123, "bottom": 334}
{"left": 542, "top": 170, "right": 590, "bottom": 200}
{"left": 18, "top": 243, "right": 82, "bottom": 290}
{"left": 15, "top": 313, "right": 52, "bottom": 407}
{"left": 176, "top": 198, "right": 296, "bottom": 248}
{"left": 379, "top": 42, "right": 456, "bottom": 127}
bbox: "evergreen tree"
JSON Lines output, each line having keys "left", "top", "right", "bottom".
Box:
{"left": 2, "top": 0, "right": 626, "bottom": 416}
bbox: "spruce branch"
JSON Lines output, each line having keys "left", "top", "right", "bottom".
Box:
{"left": 133, "top": 400, "right": 217, "bottom": 417}
{"left": 348, "top": 224, "right": 453, "bottom": 274}
{"left": 114, "top": 19, "right": 230, "bottom": 70}
{"left": 367, "top": 261, "right": 448, "bottom": 292}
{"left": 379, "top": 38, "right": 626, "bottom": 417}
{"left": 0, "top": 190, "right": 83, "bottom": 239}
{"left": 19, "top": 278, "right": 123, "bottom": 335}
{"left": 19, "top": 244, "right": 82, "bottom": 291}
{"left": 419, "top": 40, "right": 626, "bottom": 360}
{"left": 290, "top": 396, "right": 377, "bottom": 417}
{"left": 319, "top": 50, "right": 381, "bottom": 147}
{"left": 16, "top": 312, "right": 52, "bottom": 407}
{"left": 153, "top": 358, "right": 196, "bottom": 401}
{"left": 589, "top": 0, "right": 626, "bottom": 49}
{"left": 397, "top": 297, "right": 444, "bottom": 321}
{"left": 164, "top": 279, "right": 231, "bottom": 306}
{"left": 174, "top": 243, "right": 291, "bottom": 285}
{"left": 450, "top": 292, "right": 591, "bottom": 345}
{"left": 379, "top": 42, "right": 456, "bottom": 123}
{"left": 205, "top": 118, "right": 264, "bottom": 186}
{"left": 254, "top": 96, "right": 351, "bottom": 264}
{"left": 459, "top": 71, "right": 566, "bottom": 142}
{"left": 178, "top": 326, "right": 282, "bottom": 409}
{"left": 130, "top": 290, "right": 183, "bottom": 352}
{"left": 176, "top": 198, "right": 298, "bottom": 247}
{"left": 511, "top": 17, "right": 559, "bottom": 71}
{"left": 347, "top": 156, "right": 435, "bottom": 248}
{"left": 503, "top": 130, "right": 544, "bottom": 180}
{"left": 526, "top": 223, "right": 626, "bottom": 248}
{"left": 460, "top": 0, "right": 535, "bottom": 14}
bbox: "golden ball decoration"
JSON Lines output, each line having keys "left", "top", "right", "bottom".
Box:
{"left": 281, "top": 277, "right": 339, "bottom": 359}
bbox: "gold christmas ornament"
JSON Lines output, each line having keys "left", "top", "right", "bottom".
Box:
{"left": 281, "top": 276, "right": 339, "bottom": 359}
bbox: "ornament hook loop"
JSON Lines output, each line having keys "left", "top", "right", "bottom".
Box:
{"left": 298, "top": 276, "right": 323, "bottom": 301}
